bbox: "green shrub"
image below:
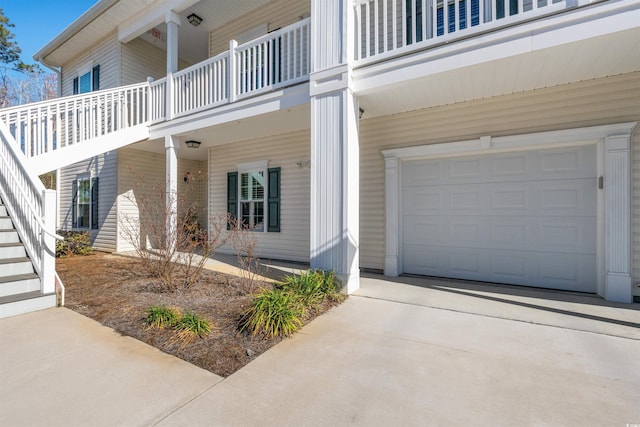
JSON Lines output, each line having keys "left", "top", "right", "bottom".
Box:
{"left": 280, "top": 270, "right": 344, "bottom": 308}
{"left": 176, "top": 311, "right": 212, "bottom": 338}
{"left": 55, "top": 230, "right": 93, "bottom": 257}
{"left": 145, "top": 305, "right": 181, "bottom": 329}
{"left": 239, "top": 288, "right": 303, "bottom": 338}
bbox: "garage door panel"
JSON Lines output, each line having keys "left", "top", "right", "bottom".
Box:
{"left": 403, "top": 244, "right": 597, "bottom": 291}
{"left": 401, "top": 145, "right": 597, "bottom": 293}
{"left": 404, "top": 215, "right": 596, "bottom": 253}
{"left": 402, "top": 146, "right": 596, "bottom": 187}
{"left": 403, "top": 180, "right": 596, "bottom": 216}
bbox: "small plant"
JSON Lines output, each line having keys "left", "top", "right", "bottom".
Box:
{"left": 280, "top": 270, "right": 344, "bottom": 310}
{"left": 55, "top": 230, "right": 93, "bottom": 257}
{"left": 145, "top": 305, "right": 180, "bottom": 329}
{"left": 239, "top": 288, "right": 303, "bottom": 338}
{"left": 172, "top": 311, "right": 213, "bottom": 349}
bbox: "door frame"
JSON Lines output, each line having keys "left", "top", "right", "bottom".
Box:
{"left": 382, "top": 122, "right": 637, "bottom": 302}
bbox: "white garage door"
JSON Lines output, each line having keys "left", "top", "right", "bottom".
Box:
{"left": 402, "top": 145, "right": 597, "bottom": 292}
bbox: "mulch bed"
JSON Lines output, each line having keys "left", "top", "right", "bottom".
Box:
{"left": 58, "top": 252, "right": 306, "bottom": 377}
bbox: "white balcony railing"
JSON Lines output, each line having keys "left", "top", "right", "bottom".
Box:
{"left": 354, "top": 0, "right": 569, "bottom": 63}
{"left": 0, "top": 82, "right": 150, "bottom": 161}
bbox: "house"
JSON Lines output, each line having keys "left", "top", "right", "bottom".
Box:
{"left": 0, "top": 0, "right": 638, "bottom": 317}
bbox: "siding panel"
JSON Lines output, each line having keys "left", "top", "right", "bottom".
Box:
{"left": 61, "top": 32, "right": 119, "bottom": 97}
{"left": 58, "top": 152, "right": 118, "bottom": 252}
{"left": 209, "top": 131, "right": 310, "bottom": 262}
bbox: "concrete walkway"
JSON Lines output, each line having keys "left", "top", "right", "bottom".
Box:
{"left": 1, "top": 275, "right": 639, "bottom": 426}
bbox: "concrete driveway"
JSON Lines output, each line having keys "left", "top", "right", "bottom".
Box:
{"left": 1, "top": 275, "right": 639, "bottom": 426}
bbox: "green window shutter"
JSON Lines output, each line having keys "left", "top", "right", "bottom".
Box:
{"left": 92, "top": 65, "right": 100, "bottom": 91}
{"left": 227, "top": 172, "right": 238, "bottom": 229}
{"left": 72, "top": 77, "right": 79, "bottom": 95}
{"left": 71, "top": 179, "right": 78, "bottom": 228}
{"left": 91, "top": 177, "right": 99, "bottom": 230}
{"left": 267, "top": 167, "right": 280, "bottom": 232}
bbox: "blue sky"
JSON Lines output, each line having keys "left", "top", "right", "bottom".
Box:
{"left": 3, "top": 0, "right": 97, "bottom": 68}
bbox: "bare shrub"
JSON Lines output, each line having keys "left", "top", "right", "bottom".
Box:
{"left": 119, "top": 174, "right": 229, "bottom": 292}
{"left": 228, "top": 218, "right": 262, "bottom": 293}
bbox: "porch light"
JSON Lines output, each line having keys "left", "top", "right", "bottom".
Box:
{"left": 185, "top": 140, "right": 201, "bottom": 149}
{"left": 187, "top": 13, "right": 203, "bottom": 26}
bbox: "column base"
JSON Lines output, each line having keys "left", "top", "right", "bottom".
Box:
{"left": 605, "top": 273, "right": 632, "bottom": 303}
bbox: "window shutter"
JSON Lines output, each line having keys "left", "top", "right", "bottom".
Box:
{"left": 71, "top": 179, "right": 78, "bottom": 228}
{"left": 267, "top": 167, "right": 280, "bottom": 232}
{"left": 91, "top": 177, "right": 99, "bottom": 230}
{"left": 92, "top": 65, "right": 100, "bottom": 91}
{"left": 72, "top": 77, "right": 79, "bottom": 95}
{"left": 227, "top": 172, "right": 238, "bottom": 229}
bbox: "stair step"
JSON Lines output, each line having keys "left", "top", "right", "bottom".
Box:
{"left": 0, "top": 273, "right": 40, "bottom": 297}
{"left": 0, "top": 205, "right": 7, "bottom": 216}
{"left": 0, "top": 230, "right": 19, "bottom": 244}
{"left": 0, "top": 217, "right": 12, "bottom": 229}
{"left": 0, "top": 257, "right": 34, "bottom": 276}
{"left": 0, "top": 242, "right": 26, "bottom": 259}
{"left": 0, "top": 292, "right": 57, "bottom": 319}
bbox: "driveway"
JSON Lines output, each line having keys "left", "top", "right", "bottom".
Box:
{"left": 1, "top": 276, "right": 639, "bottom": 426}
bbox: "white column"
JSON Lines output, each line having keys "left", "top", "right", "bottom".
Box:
{"left": 165, "top": 135, "right": 178, "bottom": 252}
{"left": 310, "top": 0, "right": 360, "bottom": 293}
{"left": 383, "top": 156, "right": 400, "bottom": 277}
{"left": 41, "top": 189, "right": 57, "bottom": 294}
{"left": 604, "top": 134, "right": 632, "bottom": 303}
{"left": 166, "top": 11, "right": 180, "bottom": 74}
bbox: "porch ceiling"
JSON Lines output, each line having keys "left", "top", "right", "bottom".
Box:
{"left": 36, "top": 0, "right": 273, "bottom": 68}
{"left": 129, "top": 103, "right": 310, "bottom": 161}
{"left": 355, "top": 8, "right": 640, "bottom": 119}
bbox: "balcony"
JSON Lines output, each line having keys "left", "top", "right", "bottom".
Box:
{"left": 0, "top": 18, "right": 311, "bottom": 173}
{"left": 354, "top": 0, "right": 576, "bottom": 65}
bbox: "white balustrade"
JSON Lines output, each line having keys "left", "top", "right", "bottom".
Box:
{"left": 355, "top": 0, "right": 567, "bottom": 63}
{"left": 0, "top": 82, "right": 150, "bottom": 161}
{"left": 0, "top": 121, "right": 57, "bottom": 292}
{"left": 172, "top": 53, "right": 229, "bottom": 119}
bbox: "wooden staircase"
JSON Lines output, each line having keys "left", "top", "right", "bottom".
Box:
{"left": 0, "top": 198, "right": 56, "bottom": 318}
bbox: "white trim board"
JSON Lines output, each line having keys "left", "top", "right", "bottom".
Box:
{"left": 382, "top": 122, "right": 638, "bottom": 303}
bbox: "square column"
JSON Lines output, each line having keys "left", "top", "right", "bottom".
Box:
{"left": 310, "top": 0, "right": 360, "bottom": 293}
{"left": 165, "top": 135, "right": 178, "bottom": 252}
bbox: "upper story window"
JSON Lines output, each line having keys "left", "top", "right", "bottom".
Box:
{"left": 73, "top": 64, "right": 100, "bottom": 95}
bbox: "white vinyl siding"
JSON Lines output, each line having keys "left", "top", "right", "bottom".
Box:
{"left": 209, "top": 0, "right": 310, "bottom": 56}
{"left": 58, "top": 152, "right": 118, "bottom": 252}
{"left": 116, "top": 148, "right": 206, "bottom": 252}
{"left": 209, "top": 131, "right": 310, "bottom": 262}
{"left": 60, "top": 32, "right": 118, "bottom": 97}
{"left": 359, "top": 72, "right": 640, "bottom": 285}
{"left": 120, "top": 39, "right": 167, "bottom": 85}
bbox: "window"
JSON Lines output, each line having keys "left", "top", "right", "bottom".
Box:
{"left": 73, "top": 64, "right": 100, "bottom": 95}
{"left": 227, "top": 162, "right": 280, "bottom": 232}
{"left": 72, "top": 177, "right": 99, "bottom": 229}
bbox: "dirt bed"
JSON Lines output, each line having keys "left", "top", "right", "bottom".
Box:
{"left": 58, "top": 253, "right": 295, "bottom": 377}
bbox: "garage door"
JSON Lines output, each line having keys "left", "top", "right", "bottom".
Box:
{"left": 402, "top": 145, "right": 597, "bottom": 292}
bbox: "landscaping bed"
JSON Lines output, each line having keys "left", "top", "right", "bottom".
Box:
{"left": 57, "top": 252, "right": 341, "bottom": 377}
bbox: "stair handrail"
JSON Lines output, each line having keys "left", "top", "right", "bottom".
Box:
{"left": 0, "top": 120, "right": 59, "bottom": 294}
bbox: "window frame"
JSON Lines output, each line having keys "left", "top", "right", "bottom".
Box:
{"left": 72, "top": 175, "right": 99, "bottom": 230}
{"left": 237, "top": 161, "right": 269, "bottom": 232}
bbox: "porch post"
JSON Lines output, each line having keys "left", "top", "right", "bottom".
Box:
{"left": 310, "top": 0, "right": 360, "bottom": 293}
{"left": 604, "top": 133, "right": 633, "bottom": 303}
{"left": 166, "top": 11, "right": 180, "bottom": 74}
{"left": 165, "top": 135, "right": 178, "bottom": 252}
